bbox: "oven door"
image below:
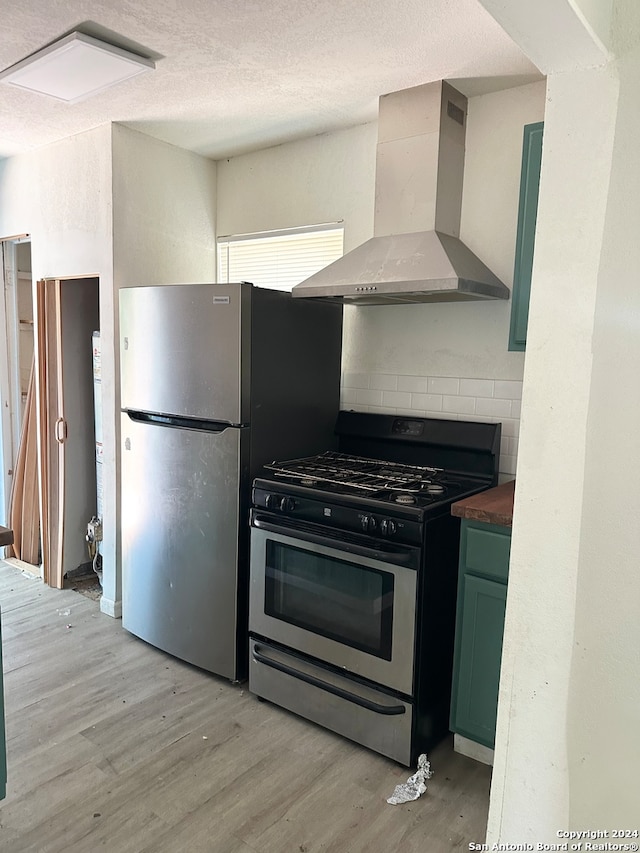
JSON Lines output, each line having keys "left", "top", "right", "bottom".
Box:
{"left": 249, "top": 511, "right": 420, "bottom": 696}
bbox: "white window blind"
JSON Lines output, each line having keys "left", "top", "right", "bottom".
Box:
{"left": 217, "top": 225, "right": 344, "bottom": 292}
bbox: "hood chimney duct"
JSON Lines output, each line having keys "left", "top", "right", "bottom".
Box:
{"left": 374, "top": 81, "right": 466, "bottom": 239}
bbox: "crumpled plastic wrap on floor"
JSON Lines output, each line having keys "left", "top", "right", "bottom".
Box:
{"left": 386, "top": 754, "right": 433, "bottom": 805}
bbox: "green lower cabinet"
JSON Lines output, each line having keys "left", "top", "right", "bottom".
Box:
{"left": 450, "top": 520, "right": 511, "bottom": 749}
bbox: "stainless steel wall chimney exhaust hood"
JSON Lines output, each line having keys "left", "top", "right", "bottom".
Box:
{"left": 293, "top": 81, "right": 510, "bottom": 305}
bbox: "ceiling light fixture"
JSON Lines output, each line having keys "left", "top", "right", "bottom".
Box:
{"left": 0, "top": 32, "right": 154, "bottom": 103}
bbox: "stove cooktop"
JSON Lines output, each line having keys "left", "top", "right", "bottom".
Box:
{"left": 262, "top": 451, "right": 485, "bottom": 510}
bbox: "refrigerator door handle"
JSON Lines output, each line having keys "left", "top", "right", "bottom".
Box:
{"left": 124, "top": 409, "right": 246, "bottom": 432}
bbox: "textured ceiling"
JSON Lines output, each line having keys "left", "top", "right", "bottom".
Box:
{"left": 0, "top": 0, "right": 542, "bottom": 161}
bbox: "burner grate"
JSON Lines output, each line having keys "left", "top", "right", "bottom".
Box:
{"left": 265, "top": 451, "right": 445, "bottom": 495}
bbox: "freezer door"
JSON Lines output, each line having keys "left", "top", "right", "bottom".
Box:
{"left": 121, "top": 412, "right": 246, "bottom": 678}
{"left": 120, "top": 284, "right": 249, "bottom": 423}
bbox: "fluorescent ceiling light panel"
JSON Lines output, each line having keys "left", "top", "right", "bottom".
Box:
{"left": 0, "top": 32, "right": 154, "bottom": 103}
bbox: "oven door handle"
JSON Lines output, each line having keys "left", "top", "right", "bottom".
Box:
{"left": 252, "top": 645, "right": 406, "bottom": 716}
{"left": 251, "top": 513, "right": 419, "bottom": 568}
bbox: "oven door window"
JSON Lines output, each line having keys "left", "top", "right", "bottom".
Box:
{"left": 264, "top": 541, "right": 394, "bottom": 660}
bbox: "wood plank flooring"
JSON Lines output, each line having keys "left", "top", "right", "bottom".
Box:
{"left": 0, "top": 560, "right": 491, "bottom": 852}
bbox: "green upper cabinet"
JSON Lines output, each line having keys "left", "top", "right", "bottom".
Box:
{"left": 509, "top": 121, "right": 544, "bottom": 351}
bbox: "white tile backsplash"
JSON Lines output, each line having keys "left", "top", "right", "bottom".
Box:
{"left": 370, "top": 373, "right": 398, "bottom": 391}
{"left": 354, "top": 388, "right": 383, "bottom": 406}
{"left": 459, "top": 378, "right": 495, "bottom": 397}
{"left": 340, "top": 388, "right": 358, "bottom": 406}
{"left": 366, "top": 404, "right": 398, "bottom": 415}
{"left": 410, "top": 393, "right": 443, "bottom": 411}
{"left": 476, "top": 397, "right": 513, "bottom": 418}
{"left": 420, "top": 410, "right": 457, "bottom": 420}
{"left": 499, "top": 455, "right": 517, "bottom": 476}
{"left": 443, "top": 395, "right": 476, "bottom": 415}
{"left": 382, "top": 390, "right": 412, "bottom": 408}
{"left": 398, "top": 375, "right": 429, "bottom": 393}
{"left": 342, "top": 372, "right": 370, "bottom": 389}
{"left": 428, "top": 376, "right": 460, "bottom": 395}
{"left": 500, "top": 418, "right": 519, "bottom": 437}
{"left": 341, "top": 371, "right": 523, "bottom": 478}
{"left": 494, "top": 379, "right": 523, "bottom": 400}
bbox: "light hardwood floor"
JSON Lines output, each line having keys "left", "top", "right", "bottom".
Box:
{"left": 0, "top": 560, "right": 491, "bottom": 852}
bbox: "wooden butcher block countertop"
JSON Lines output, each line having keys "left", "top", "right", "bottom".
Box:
{"left": 451, "top": 480, "right": 515, "bottom": 528}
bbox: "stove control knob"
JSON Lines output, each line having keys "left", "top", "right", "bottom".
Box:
{"left": 280, "top": 496, "right": 296, "bottom": 513}
{"left": 361, "top": 515, "right": 377, "bottom": 533}
{"left": 380, "top": 518, "right": 397, "bottom": 537}
{"left": 265, "top": 493, "right": 280, "bottom": 510}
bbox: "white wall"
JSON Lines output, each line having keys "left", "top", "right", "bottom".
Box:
{"left": 573, "top": 0, "right": 614, "bottom": 49}
{"left": 0, "top": 126, "right": 113, "bottom": 281}
{"left": 488, "top": 66, "right": 620, "bottom": 841}
{"left": 0, "top": 124, "right": 114, "bottom": 588}
{"left": 112, "top": 126, "right": 217, "bottom": 288}
{"left": 109, "top": 124, "right": 217, "bottom": 613}
{"left": 486, "top": 0, "right": 640, "bottom": 840}
{"left": 568, "top": 9, "right": 640, "bottom": 825}
{"left": 217, "top": 121, "right": 377, "bottom": 252}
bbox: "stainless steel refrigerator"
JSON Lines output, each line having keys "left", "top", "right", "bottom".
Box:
{"left": 119, "top": 282, "right": 342, "bottom": 680}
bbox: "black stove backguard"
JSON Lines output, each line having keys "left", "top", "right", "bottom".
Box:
{"left": 334, "top": 410, "right": 500, "bottom": 485}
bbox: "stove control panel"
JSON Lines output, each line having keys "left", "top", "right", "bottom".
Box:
{"left": 391, "top": 418, "right": 425, "bottom": 436}
{"left": 252, "top": 483, "right": 424, "bottom": 546}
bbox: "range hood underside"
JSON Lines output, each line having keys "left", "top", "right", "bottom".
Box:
{"left": 292, "top": 230, "right": 511, "bottom": 304}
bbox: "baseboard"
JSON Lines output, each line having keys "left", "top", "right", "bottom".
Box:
{"left": 99, "top": 596, "right": 122, "bottom": 619}
{"left": 454, "top": 733, "right": 495, "bottom": 766}
{"left": 3, "top": 556, "right": 41, "bottom": 577}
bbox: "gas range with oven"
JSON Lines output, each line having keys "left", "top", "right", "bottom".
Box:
{"left": 248, "top": 411, "right": 501, "bottom": 765}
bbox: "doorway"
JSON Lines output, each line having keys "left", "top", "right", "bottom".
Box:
{"left": 36, "top": 276, "right": 100, "bottom": 588}
{"left": 1, "top": 250, "right": 102, "bottom": 587}
{"left": 0, "top": 237, "right": 37, "bottom": 565}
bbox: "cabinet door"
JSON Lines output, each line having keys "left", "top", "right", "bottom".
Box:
{"left": 451, "top": 575, "right": 507, "bottom": 748}
{"left": 463, "top": 521, "right": 511, "bottom": 583}
{"left": 509, "top": 121, "right": 544, "bottom": 351}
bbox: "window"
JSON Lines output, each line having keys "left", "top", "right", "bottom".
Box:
{"left": 217, "top": 224, "right": 344, "bottom": 292}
